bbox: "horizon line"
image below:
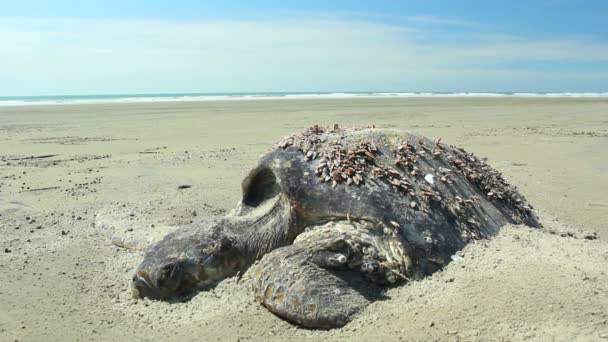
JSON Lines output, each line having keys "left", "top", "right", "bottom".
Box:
{"left": 2, "top": 90, "right": 608, "bottom": 99}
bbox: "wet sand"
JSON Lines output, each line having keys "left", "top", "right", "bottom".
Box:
{"left": 1, "top": 97, "right": 607, "bottom": 341}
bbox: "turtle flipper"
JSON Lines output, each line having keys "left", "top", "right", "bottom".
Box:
{"left": 251, "top": 221, "right": 410, "bottom": 329}
{"left": 252, "top": 243, "right": 371, "bottom": 328}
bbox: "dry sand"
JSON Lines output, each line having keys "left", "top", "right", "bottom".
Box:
{"left": 1, "top": 97, "right": 607, "bottom": 341}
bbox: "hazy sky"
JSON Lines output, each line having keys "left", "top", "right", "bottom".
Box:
{"left": 2, "top": 0, "right": 607, "bottom": 95}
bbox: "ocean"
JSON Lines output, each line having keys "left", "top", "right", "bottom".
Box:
{"left": 1, "top": 92, "right": 607, "bottom": 106}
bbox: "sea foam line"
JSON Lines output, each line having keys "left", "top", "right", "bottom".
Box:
{"left": 1, "top": 92, "right": 607, "bottom": 106}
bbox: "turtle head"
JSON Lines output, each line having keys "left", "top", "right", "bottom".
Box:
{"left": 132, "top": 232, "right": 243, "bottom": 300}
{"left": 131, "top": 155, "right": 304, "bottom": 300}
{"left": 131, "top": 165, "right": 294, "bottom": 301}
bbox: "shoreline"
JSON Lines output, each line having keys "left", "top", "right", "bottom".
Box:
{"left": 2, "top": 92, "right": 608, "bottom": 107}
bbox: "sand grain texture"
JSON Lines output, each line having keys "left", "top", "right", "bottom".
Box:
{"left": 1, "top": 98, "right": 607, "bottom": 341}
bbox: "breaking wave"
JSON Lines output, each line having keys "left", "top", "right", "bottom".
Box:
{"left": 1, "top": 92, "right": 607, "bottom": 106}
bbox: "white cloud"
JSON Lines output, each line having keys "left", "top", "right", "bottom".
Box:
{"left": 404, "top": 15, "right": 473, "bottom": 26}
{"left": 0, "top": 16, "right": 606, "bottom": 95}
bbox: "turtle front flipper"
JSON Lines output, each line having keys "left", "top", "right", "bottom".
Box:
{"left": 251, "top": 220, "right": 411, "bottom": 329}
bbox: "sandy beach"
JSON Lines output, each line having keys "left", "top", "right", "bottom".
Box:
{"left": 1, "top": 97, "right": 607, "bottom": 341}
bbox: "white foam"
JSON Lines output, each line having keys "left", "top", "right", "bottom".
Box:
{"left": 1, "top": 92, "right": 607, "bottom": 107}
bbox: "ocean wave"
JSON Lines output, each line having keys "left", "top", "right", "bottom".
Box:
{"left": 1, "top": 92, "right": 607, "bottom": 106}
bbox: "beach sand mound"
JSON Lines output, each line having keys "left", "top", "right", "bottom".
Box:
{"left": 95, "top": 220, "right": 608, "bottom": 342}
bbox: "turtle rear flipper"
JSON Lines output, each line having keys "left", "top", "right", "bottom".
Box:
{"left": 252, "top": 221, "right": 409, "bottom": 329}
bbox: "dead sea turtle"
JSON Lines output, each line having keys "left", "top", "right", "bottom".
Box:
{"left": 132, "top": 125, "right": 540, "bottom": 328}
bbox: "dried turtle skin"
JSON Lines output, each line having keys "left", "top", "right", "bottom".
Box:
{"left": 133, "top": 126, "right": 540, "bottom": 328}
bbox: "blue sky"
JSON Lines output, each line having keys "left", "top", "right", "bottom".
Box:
{"left": 1, "top": 0, "right": 607, "bottom": 95}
